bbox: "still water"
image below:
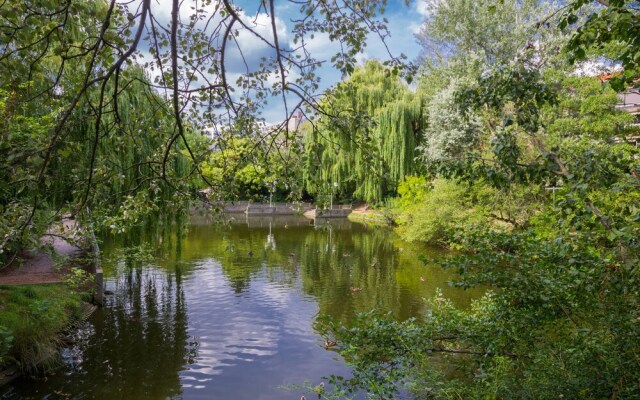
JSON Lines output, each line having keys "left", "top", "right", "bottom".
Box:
{"left": 2, "top": 215, "right": 479, "bottom": 399}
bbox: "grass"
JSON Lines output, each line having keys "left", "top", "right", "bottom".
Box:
{"left": 0, "top": 284, "right": 86, "bottom": 373}
{"left": 347, "top": 209, "right": 393, "bottom": 225}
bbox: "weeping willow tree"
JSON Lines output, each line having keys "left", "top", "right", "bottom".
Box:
{"left": 47, "top": 65, "right": 195, "bottom": 232}
{"left": 303, "top": 61, "right": 423, "bottom": 204}
{"left": 0, "top": 0, "right": 199, "bottom": 264}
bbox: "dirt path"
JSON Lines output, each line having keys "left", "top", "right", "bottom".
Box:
{"left": 0, "top": 219, "right": 83, "bottom": 285}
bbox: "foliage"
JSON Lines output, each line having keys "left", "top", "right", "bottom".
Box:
{"left": 303, "top": 61, "right": 423, "bottom": 204}
{"left": 64, "top": 267, "right": 95, "bottom": 296}
{"left": 280, "top": 380, "right": 353, "bottom": 400}
{"left": 390, "top": 177, "right": 491, "bottom": 246}
{"left": 543, "top": 73, "right": 636, "bottom": 140}
{"left": 0, "top": 285, "right": 84, "bottom": 372}
{"left": 420, "top": 80, "right": 481, "bottom": 165}
{"left": 564, "top": 0, "right": 640, "bottom": 90}
{"left": 0, "top": 86, "right": 56, "bottom": 261}
{"left": 417, "top": 0, "right": 567, "bottom": 71}
{"left": 0, "top": 8, "right": 197, "bottom": 262}
{"left": 201, "top": 130, "right": 304, "bottom": 202}
{"left": 320, "top": 0, "right": 640, "bottom": 396}
{"left": 325, "top": 220, "right": 639, "bottom": 399}
{"left": 0, "top": 0, "right": 407, "bottom": 263}
{"left": 0, "top": 325, "right": 13, "bottom": 366}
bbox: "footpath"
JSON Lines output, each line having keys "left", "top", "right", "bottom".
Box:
{"left": 0, "top": 218, "right": 99, "bottom": 387}
{"left": 0, "top": 219, "right": 83, "bottom": 285}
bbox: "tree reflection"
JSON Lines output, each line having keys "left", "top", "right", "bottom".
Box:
{"left": 80, "top": 255, "right": 192, "bottom": 399}
{"left": 178, "top": 216, "right": 481, "bottom": 322}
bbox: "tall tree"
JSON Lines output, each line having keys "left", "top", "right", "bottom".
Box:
{"left": 303, "top": 61, "right": 423, "bottom": 204}
{"left": 0, "top": 0, "right": 407, "bottom": 263}
{"left": 417, "top": 0, "right": 563, "bottom": 69}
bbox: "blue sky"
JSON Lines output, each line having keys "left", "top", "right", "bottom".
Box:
{"left": 142, "top": 0, "right": 429, "bottom": 124}
{"left": 254, "top": 0, "right": 429, "bottom": 122}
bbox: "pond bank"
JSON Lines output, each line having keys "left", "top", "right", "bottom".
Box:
{"left": 0, "top": 285, "right": 93, "bottom": 385}
{"left": 0, "top": 218, "right": 101, "bottom": 383}
{"left": 193, "top": 201, "right": 315, "bottom": 215}
{"left": 347, "top": 205, "right": 392, "bottom": 225}
{"left": 194, "top": 201, "right": 368, "bottom": 220}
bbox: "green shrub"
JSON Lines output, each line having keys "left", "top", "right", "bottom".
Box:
{"left": 324, "top": 231, "right": 640, "bottom": 399}
{"left": 0, "top": 325, "right": 13, "bottom": 365}
{"left": 391, "top": 177, "right": 490, "bottom": 246}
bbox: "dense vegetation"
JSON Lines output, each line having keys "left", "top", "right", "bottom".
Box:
{"left": 1, "top": 0, "right": 640, "bottom": 397}
{"left": 314, "top": 0, "right": 640, "bottom": 398}
{"left": 0, "top": 284, "right": 86, "bottom": 372}
{"left": 0, "top": 0, "right": 201, "bottom": 268}
{"left": 302, "top": 61, "right": 423, "bottom": 204}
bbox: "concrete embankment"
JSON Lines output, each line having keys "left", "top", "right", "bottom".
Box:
{"left": 246, "top": 202, "right": 314, "bottom": 215}
{"left": 193, "top": 201, "right": 362, "bottom": 220}
{"left": 303, "top": 207, "right": 352, "bottom": 219}
{"left": 193, "top": 201, "right": 315, "bottom": 215}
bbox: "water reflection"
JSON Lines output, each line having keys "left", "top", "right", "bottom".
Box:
{"left": 1, "top": 256, "right": 191, "bottom": 399}
{"left": 1, "top": 215, "right": 481, "bottom": 399}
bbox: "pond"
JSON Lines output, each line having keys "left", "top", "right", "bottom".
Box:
{"left": 1, "top": 215, "right": 480, "bottom": 399}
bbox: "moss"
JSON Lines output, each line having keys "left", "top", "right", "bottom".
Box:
{"left": 0, "top": 284, "right": 84, "bottom": 373}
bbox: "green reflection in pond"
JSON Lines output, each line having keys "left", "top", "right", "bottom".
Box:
{"left": 120, "top": 215, "right": 483, "bottom": 322}
{"left": 1, "top": 215, "right": 482, "bottom": 400}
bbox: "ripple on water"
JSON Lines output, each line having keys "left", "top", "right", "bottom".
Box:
{"left": 0, "top": 219, "right": 469, "bottom": 400}
{"left": 180, "top": 259, "right": 283, "bottom": 380}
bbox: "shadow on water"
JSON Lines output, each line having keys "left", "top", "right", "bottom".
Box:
{"left": 1, "top": 215, "right": 482, "bottom": 400}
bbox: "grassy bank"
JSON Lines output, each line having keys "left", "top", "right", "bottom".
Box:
{"left": 0, "top": 284, "right": 86, "bottom": 373}
{"left": 347, "top": 209, "right": 393, "bottom": 225}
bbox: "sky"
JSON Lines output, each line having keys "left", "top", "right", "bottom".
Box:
{"left": 139, "top": 0, "right": 430, "bottom": 124}
{"left": 238, "top": 0, "right": 429, "bottom": 123}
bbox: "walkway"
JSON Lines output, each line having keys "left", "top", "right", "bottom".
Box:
{"left": 0, "top": 219, "right": 83, "bottom": 285}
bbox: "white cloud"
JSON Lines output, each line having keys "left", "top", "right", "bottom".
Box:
{"left": 290, "top": 32, "right": 337, "bottom": 61}
{"left": 409, "top": 21, "right": 422, "bottom": 34}
{"left": 223, "top": 10, "right": 290, "bottom": 73}
{"left": 572, "top": 60, "right": 623, "bottom": 77}
{"left": 415, "top": 0, "right": 431, "bottom": 18}
{"left": 355, "top": 52, "right": 370, "bottom": 66}
{"left": 234, "top": 11, "right": 288, "bottom": 53}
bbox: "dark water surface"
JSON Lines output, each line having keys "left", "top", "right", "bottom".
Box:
{"left": 1, "top": 215, "right": 480, "bottom": 399}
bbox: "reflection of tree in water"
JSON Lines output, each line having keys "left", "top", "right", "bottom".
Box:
{"left": 179, "top": 223, "right": 295, "bottom": 293}
{"left": 298, "top": 224, "right": 403, "bottom": 322}
{"left": 183, "top": 218, "right": 413, "bottom": 321}
{"left": 169, "top": 218, "right": 457, "bottom": 322}
{"left": 82, "top": 259, "right": 192, "bottom": 399}
{"left": 85, "top": 223, "right": 193, "bottom": 400}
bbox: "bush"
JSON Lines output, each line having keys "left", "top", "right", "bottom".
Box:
{"left": 324, "top": 231, "right": 640, "bottom": 399}
{"left": 390, "top": 177, "right": 490, "bottom": 246}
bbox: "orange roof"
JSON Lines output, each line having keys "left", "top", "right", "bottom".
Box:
{"left": 597, "top": 71, "right": 623, "bottom": 83}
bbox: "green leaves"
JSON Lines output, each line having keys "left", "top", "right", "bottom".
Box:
{"left": 565, "top": 0, "right": 640, "bottom": 91}
{"left": 326, "top": 225, "right": 640, "bottom": 398}
{"left": 303, "top": 61, "right": 423, "bottom": 204}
